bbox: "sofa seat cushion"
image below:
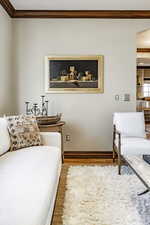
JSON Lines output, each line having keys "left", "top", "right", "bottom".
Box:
{"left": 0, "top": 146, "right": 61, "bottom": 225}
{"left": 115, "top": 137, "right": 150, "bottom": 155}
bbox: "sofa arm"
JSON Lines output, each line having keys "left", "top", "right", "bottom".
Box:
{"left": 40, "top": 132, "right": 61, "bottom": 149}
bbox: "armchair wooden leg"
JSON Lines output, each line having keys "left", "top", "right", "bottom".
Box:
{"left": 118, "top": 164, "right": 121, "bottom": 175}
{"left": 113, "top": 125, "right": 116, "bottom": 163}
{"left": 113, "top": 125, "right": 122, "bottom": 174}
{"left": 118, "top": 132, "right": 121, "bottom": 175}
{"left": 118, "top": 154, "right": 121, "bottom": 175}
{"left": 113, "top": 149, "right": 115, "bottom": 163}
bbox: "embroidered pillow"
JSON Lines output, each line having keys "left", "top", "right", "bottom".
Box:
{"left": 6, "top": 115, "right": 41, "bottom": 151}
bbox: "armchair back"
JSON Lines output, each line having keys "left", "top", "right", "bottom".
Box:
{"left": 113, "top": 112, "right": 146, "bottom": 138}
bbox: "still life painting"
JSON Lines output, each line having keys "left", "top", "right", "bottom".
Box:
{"left": 45, "top": 55, "right": 104, "bottom": 93}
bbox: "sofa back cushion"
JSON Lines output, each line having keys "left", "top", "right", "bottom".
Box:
{"left": 0, "top": 118, "right": 11, "bottom": 155}
{"left": 7, "top": 115, "right": 41, "bottom": 151}
{"left": 113, "top": 112, "right": 146, "bottom": 138}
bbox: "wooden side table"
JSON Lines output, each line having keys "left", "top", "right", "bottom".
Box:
{"left": 38, "top": 121, "right": 65, "bottom": 163}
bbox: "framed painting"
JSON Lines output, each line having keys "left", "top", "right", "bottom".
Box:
{"left": 45, "top": 55, "right": 104, "bottom": 93}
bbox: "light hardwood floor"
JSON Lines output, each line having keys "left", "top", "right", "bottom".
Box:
{"left": 64, "top": 158, "right": 115, "bottom": 165}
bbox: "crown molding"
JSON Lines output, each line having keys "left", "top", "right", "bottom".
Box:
{"left": 1, "top": 1, "right": 150, "bottom": 19}
{"left": 0, "top": 0, "right": 15, "bottom": 17}
{"left": 137, "top": 48, "right": 150, "bottom": 53}
{"left": 13, "top": 10, "right": 150, "bottom": 19}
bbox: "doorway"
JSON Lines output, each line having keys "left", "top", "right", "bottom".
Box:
{"left": 137, "top": 29, "right": 150, "bottom": 128}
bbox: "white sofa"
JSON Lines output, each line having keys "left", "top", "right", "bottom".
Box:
{"left": 0, "top": 118, "right": 62, "bottom": 225}
{"left": 113, "top": 112, "right": 150, "bottom": 174}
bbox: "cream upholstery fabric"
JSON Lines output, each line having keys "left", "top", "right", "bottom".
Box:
{"left": 40, "top": 132, "right": 61, "bottom": 150}
{"left": 0, "top": 130, "right": 61, "bottom": 225}
{"left": 0, "top": 118, "right": 10, "bottom": 155}
{"left": 115, "top": 137, "right": 150, "bottom": 155}
{"left": 0, "top": 146, "right": 61, "bottom": 225}
{"left": 113, "top": 112, "right": 146, "bottom": 138}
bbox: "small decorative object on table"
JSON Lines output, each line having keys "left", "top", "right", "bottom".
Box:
{"left": 25, "top": 95, "right": 49, "bottom": 116}
{"left": 25, "top": 96, "right": 62, "bottom": 125}
{"left": 36, "top": 113, "right": 62, "bottom": 125}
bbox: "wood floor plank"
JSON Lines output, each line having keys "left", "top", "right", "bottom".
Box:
{"left": 64, "top": 158, "right": 115, "bottom": 165}
{"left": 51, "top": 165, "right": 69, "bottom": 225}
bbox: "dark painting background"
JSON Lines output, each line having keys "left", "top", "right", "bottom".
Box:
{"left": 49, "top": 60, "right": 98, "bottom": 80}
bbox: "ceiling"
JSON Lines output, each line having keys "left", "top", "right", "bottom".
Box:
{"left": 10, "top": 0, "right": 150, "bottom": 10}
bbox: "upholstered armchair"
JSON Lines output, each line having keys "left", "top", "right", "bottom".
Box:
{"left": 113, "top": 112, "right": 150, "bottom": 175}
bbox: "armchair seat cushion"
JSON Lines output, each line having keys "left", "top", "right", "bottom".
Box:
{"left": 115, "top": 137, "right": 150, "bottom": 156}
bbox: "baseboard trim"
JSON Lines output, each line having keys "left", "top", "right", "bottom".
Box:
{"left": 64, "top": 151, "right": 113, "bottom": 159}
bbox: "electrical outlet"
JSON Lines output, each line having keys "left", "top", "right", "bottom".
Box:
{"left": 66, "top": 135, "right": 71, "bottom": 142}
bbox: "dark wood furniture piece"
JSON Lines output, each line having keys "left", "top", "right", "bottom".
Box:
{"left": 113, "top": 125, "right": 122, "bottom": 174}
{"left": 38, "top": 121, "right": 65, "bottom": 163}
{"left": 2, "top": 1, "right": 150, "bottom": 19}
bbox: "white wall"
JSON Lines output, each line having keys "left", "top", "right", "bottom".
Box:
{"left": 0, "top": 6, "right": 16, "bottom": 115}
{"left": 13, "top": 19, "right": 150, "bottom": 151}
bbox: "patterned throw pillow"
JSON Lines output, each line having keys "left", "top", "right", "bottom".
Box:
{"left": 6, "top": 115, "right": 41, "bottom": 151}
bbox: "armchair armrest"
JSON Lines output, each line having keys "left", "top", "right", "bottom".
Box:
{"left": 113, "top": 125, "right": 121, "bottom": 154}
{"left": 116, "top": 130, "right": 121, "bottom": 136}
{"left": 40, "top": 132, "right": 61, "bottom": 149}
{"left": 145, "top": 129, "right": 150, "bottom": 139}
{"left": 113, "top": 125, "right": 121, "bottom": 140}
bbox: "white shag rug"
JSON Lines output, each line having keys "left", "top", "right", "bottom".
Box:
{"left": 62, "top": 166, "right": 150, "bottom": 225}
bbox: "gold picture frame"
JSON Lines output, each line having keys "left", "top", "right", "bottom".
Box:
{"left": 45, "top": 55, "right": 104, "bottom": 93}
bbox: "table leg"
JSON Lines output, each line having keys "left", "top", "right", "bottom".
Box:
{"left": 60, "top": 130, "right": 64, "bottom": 163}
{"left": 138, "top": 189, "right": 149, "bottom": 196}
